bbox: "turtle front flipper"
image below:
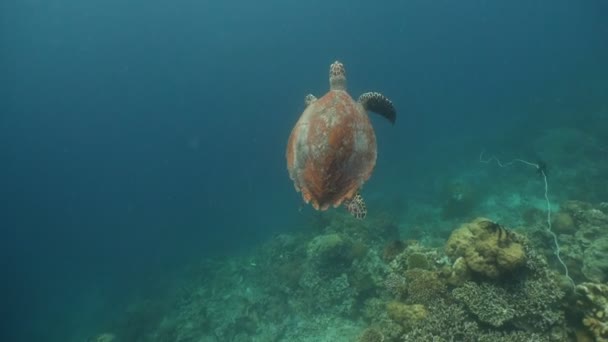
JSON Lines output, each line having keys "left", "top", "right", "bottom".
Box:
{"left": 358, "top": 92, "right": 396, "bottom": 124}
{"left": 305, "top": 94, "right": 317, "bottom": 107}
{"left": 344, "top": 192, "right": 367, "bottom": 219}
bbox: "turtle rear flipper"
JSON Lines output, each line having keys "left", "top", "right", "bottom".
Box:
{"left": 344, "top": 192, "right": 367, "bottom": 219}
{"left": 358, "top": 92, "right": 396, "bottom": 124}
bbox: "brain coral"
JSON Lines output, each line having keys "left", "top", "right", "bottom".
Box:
{"left": 445, "top": 218, "right": 526, "bottom": 278}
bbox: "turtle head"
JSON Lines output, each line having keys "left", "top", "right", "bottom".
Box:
{"left": 329, "top": 61, "right": 347, "bottom": 91}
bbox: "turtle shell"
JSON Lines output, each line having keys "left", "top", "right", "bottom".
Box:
{"left": 286, "top": 89, "right": 377, "bottom": 210}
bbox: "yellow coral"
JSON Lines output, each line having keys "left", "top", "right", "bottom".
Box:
{"left": 553, "top": 212, "right": 576, "bottom": 234}
{"left": 576, "top": 283, "right": 608, "bottom": 342}
{"left": 386, "top": 301, "right": 428, "bottom": 328}
{"left": 446, "top": 256, "right": 470, "bottom": 286}
{"left": 445, "top": 218, "right": 526, "bottom": 278}
{"left": 583, "top": 314, "right": 608, "bottom": 342}
{"left": 575, "top": 328, "right": 594, "bottom": 342}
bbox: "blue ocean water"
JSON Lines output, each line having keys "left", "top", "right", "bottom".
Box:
{"left": 1, "top": 0, "right": 607, "bottom": 341}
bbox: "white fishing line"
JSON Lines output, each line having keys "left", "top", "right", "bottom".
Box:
{"left": 480, "top": 150, "right": 574, "bottom": 288}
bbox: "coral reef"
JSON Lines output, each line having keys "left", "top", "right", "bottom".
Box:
{"left": 445, "top": 217, "right": 526, "bottom": 278}
{"left": 552, "top": 211, "right": 576, "bottom": 234}
{"left": 536, "top": 200, "right": 608, "bottom": 283}
{"left": 444, "top": 256, "right": 470, "bottom": 286}
{"left": 391, "top": 223, "right": 565, "bottom": 340}
{"left": 403, "top": 268, "right": 447, "bottom": 304}
{"left": 383, "top": 272, "right": 407, "bottom": 299}
{"left": 582, "top": 236, "right": 608, "bottom": 283}
{"left": 403, "top": 300, "right": 478, "bottom": 341}
{"left": 453, "top": 282, "right": 514, "bottom": 327}
{"left": 403, "top": 300, "right": 553, "bottom": 342}
{"left": 358, "top": 327, "right": 385, "bottom": 342}
{"left": 576, "top": 282, "right": 608, "bottom": 341}
{"left": 93, "top": 202, "right": 599, "bottom": 342}
{"left": 453, "top": 278, "right": 563, "bottom": 331}
{"left": 306, "top": 233, "right": 354, "bottom": 276}
{"left": 307, "top": 233, "right": 353, "bottom": 266}
{"left": 406, "top": 252, "right": 430, "bottom": 270}
{"left": 386, "top": 301, "right": 427, "bottom": 330}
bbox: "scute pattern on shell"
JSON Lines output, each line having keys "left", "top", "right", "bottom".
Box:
{"left": 286, "top": 89, "right": 376, "bottom": 210}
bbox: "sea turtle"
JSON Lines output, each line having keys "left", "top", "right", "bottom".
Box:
{"left": 286, "top": 61, "right": 396, "bottom": 219}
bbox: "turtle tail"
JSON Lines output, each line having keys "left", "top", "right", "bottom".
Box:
{"left": 344, "top": 192, "right": 367, "bottom": 220}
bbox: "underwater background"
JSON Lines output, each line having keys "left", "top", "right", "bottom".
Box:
{"left": 1, "top": 0, "right": 608, "bottom": 341}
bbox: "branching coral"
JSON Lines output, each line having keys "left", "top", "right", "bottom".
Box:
{"left": 403, "top": 300, "right": 480, "bottom": 341}
{"left": 403, "top": 300, "right": 553, "bottom": 342}
{"left": 582, "top": 236, "right": 608, "bottom": 283}
{"left": 457, "top": 255, "right": 564, "bottom": 331}
{"left": 576, "top": 282, "right": 608, "bottom": 341}
{"left": 384, "top": 272, "right": 407, "bottom": 299}
{"left": 299, "top": 271, "right": 357, "bottom": 316}
{"left": 403, "top": 268, "right": 447, "bottom": 304}
{"left": 450, "top": 241, "right": 565, "bottom": 336}
{"left": 453, "top": 282, "right": 515, "bottom": 327}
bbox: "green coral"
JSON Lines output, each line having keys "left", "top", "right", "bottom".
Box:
{"left": 406, "top": 252, "right": 430, "bottom": 270}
